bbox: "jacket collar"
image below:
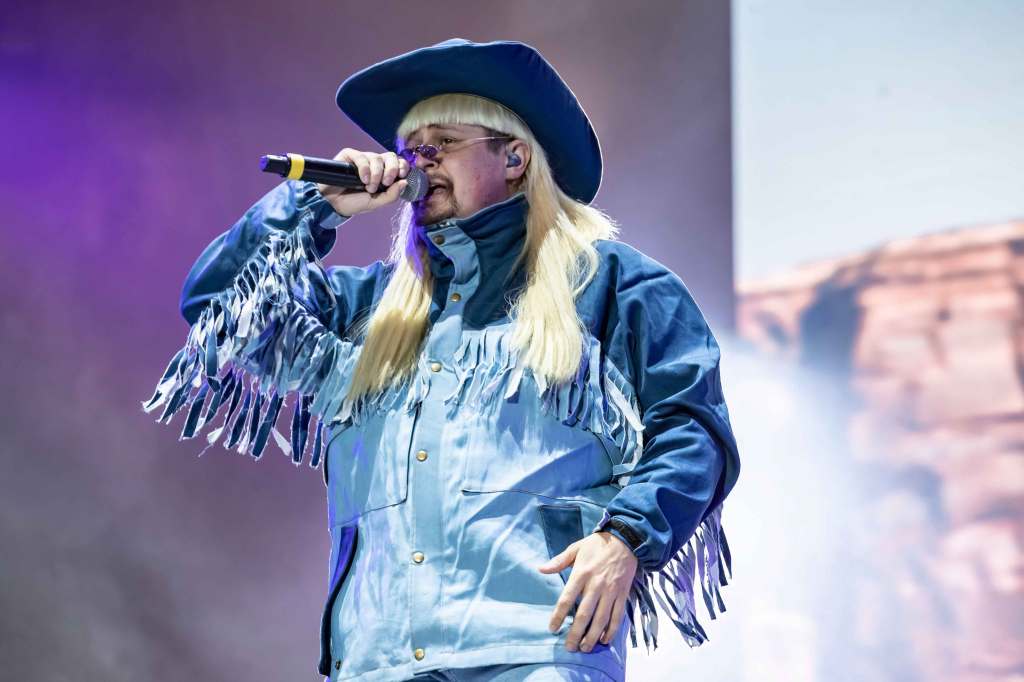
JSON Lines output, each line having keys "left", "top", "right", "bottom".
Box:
{"left": 422, "top": 191, "right": 528, "bottom": 278}
{"left": 421, "top": 191, "right": 529, "bottom": 326}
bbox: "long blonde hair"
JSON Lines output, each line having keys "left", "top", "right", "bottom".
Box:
{"left": 343, "top": 93, "right": 620, "bottom": 404}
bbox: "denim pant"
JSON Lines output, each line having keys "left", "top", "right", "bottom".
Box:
{"left": 406, "top": 662, "right": 621, "bottom": 682}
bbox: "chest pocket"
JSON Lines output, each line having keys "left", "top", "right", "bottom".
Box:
{"left": 324, "top": 410, "right": 413, "bottom": 528}
{"left": 455, "top": 369, "right": 619, "bottom": 500}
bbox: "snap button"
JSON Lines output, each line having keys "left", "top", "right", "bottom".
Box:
{"left": 430, "top": 361, "right": 442, "bottom": 372}
{"left": 432, "top": 235, "right": 445, "bottom": 245}
{"left": 416, "top": 449, "right": 428, "bottom": 461}
{"left": 335, "top": 660, "right": 341, "bottom": 670}
{"left": 450, "top": 292, "right": 461, "bottom": 302}
{"left": 414, "top": 648, "right": 426, "bottom": 660}
{"left": 412, "top": 551, "right": 425, "bottom": 563}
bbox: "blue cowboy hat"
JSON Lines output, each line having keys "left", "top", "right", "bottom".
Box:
{"left": 335, "top": 38, "right": 603, "bottom": 204}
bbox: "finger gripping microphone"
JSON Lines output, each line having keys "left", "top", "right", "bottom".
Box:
{"left": 260, "top": 153, "right": 428, "bottom": 202}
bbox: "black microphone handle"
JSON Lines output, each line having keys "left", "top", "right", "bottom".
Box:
{"left": 259, "top": 154, "right": 362, "bottom": 188}
{"left": 259, "top": 153, "right": 428, "bottom": 201}
{"left": 300, "top": 156, "right": 367, "bottom": 189}
{"left": 292, "top": 168, "right": 366, "bottom": 189}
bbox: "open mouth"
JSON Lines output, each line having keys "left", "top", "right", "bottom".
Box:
{"left": 423, "top": 184, "right": 448, "bottom": 201}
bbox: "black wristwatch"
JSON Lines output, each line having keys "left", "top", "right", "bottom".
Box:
{"left": 598, "top": 516, "right": 644, "bottom": 552}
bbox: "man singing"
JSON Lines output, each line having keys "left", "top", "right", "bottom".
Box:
{"left": 143, "top": 38, "right": 741, "bottom": 682}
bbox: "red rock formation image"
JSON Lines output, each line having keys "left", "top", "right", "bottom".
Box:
{"left": 736, "top": 220, "right": 1024, "bottom": 682}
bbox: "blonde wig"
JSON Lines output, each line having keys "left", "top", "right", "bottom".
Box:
{"left": 343, "top": 93, "right": 620, "bottom": 405}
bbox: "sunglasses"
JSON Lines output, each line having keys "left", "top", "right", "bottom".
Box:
{"left": 397, "top": 135, "right": 513, "bottom": 164}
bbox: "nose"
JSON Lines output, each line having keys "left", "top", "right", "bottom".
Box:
{"left": 413, "top": 152, "right": 436, "bottom": 171}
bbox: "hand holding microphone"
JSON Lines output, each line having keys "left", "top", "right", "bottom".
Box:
{"left": 261, "top": 148, "right": 428, "bottom": 217}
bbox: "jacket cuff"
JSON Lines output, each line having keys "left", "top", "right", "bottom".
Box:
{"left": 294, "top": 180, "right": 350, "bottom": 232}
{"left": 592, "top": 510, "right": 644, "bottom": 554}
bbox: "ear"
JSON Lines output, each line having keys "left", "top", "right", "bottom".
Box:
{"left": 504, "top": 139, "right": 530, "bottom": 183}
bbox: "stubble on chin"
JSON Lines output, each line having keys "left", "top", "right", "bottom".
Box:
{"left": 414, "top": 194, "right": 459, "bottom": 226}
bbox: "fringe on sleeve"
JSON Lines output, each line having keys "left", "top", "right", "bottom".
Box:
{"left": 140, "top": 221, "right": 360, "bottom": 469}
{"left": 595, "top": 502, "right": 732, "bottom": 651}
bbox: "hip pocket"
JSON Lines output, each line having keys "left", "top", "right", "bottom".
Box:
{"left": 538, "top": 503, "right": 585, "bottom": 618}
{"left": 537, "top": 503, "right": 585, "bottom": 585}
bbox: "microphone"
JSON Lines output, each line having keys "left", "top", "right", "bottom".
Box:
{"left": 260, "top": 153, "right": 428, "bottom": 202}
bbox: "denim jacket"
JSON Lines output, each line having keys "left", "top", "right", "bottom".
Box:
{"left": 142, "top": 180, "right": 741, "bottom": 681}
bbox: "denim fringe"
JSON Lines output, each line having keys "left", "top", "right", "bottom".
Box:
{"left": 441, "top": 326, "right": 646, "bottom": 488}
{"left": 142, "top": 220, "right": 649, "bottom": 480}
{"left": 597, "top": 502, "right": 732, "bottom": 652}
{"left": 140, "top": 222, "right": 386, "bottom": 468}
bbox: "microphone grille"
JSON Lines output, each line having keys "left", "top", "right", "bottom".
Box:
{"left": 400, "top": 167, "right": 429, "bottom": 202}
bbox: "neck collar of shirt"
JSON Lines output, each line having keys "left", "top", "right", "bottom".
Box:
{"left": 421, "top": 191, "right": 528, "bottom": 281}
{"left": 420, "top": 191, "right": 529, "bottom": 326}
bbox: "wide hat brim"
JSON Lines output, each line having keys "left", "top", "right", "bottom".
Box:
{"left": 335, "top": 38, "right": 602, "bottom": 205}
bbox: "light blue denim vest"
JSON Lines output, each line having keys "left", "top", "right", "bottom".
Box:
{"left": 142, "top": 181, "right": 741, "bottom": 681}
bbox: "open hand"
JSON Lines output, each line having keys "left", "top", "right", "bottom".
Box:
{"left": 537, "top": 531, "right": 638, "bottom": 652}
